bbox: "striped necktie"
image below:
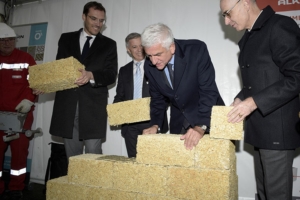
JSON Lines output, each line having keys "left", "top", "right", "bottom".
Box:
{"left": 133, "top": 62, "right": 142, "bottom": 99}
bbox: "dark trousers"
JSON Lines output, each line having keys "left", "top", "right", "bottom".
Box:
{"left": 123, "top": 122, "right": 150, "bottom": 158}
{"left": 254, "top": 148, "right": 294, "bottom": 200}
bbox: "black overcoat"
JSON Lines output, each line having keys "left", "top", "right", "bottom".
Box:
{"left": 50, "top": 29, "right": 118, "bottom": 139}
{"left": 237, "top": 6, "right": 300, "bottom": 149}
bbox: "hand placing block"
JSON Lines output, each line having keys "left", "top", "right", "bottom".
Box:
{"left": 106, "top": 97, "right": 150, "bottom": 126}
{"left": 210, "top": 106, "right": 244, "bottom": 140}
{"left": 28, "top": 56, "right": 84, "bottom": 93}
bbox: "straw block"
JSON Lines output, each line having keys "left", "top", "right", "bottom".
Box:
{"left": 106, "top": 97, "right": 150, "bottom": 126}
{"left": 195, "top": 135, "right": 236, "bottom": 170}
{"left": 136, "top": 194, "right": 180, "bottom": 200}
{"left": 210, "top": 106, "right": 244, "bottom": 140}
{"left": 28, "top": 56, "right": 84, "bottom": 93}
{"left": 88, "top": 188, "right": 137, "bottom": 200}
{"left": 166, "top": 167, "right": 237, "bottom": 200}
{"left": 136, "top": 134, "right": 236, "bottom": 170}
{"left": 68, "top": 154, "right": 115, "bottom": 187}
{"left": 47, "top": 176, "right": 90, "bottom": 200}
{"left": 113, "top": 161, "right": 168, "bottom": 196}
{"left": 136, "top": 134, "right": 195, "bottom": 167}
{"left": 47, "top": 176, "right": 138, "bottom": 200}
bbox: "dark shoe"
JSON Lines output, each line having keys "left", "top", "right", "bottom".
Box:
{"left": 8, "top": 190, "right": 23, "bottom": 200}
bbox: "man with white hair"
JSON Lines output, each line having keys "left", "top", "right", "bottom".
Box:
{"left": 141, "top": 23, "right": 224, "bottom": 150}
{"left": 0, "top": 22, "right": 37, "bottom": 200}
{"left": 220, "top": 0, "right": 300, "bottom": 199}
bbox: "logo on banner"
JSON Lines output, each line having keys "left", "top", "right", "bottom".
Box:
{"left": 29, "top": 23, "right": 47, "bottom": 46}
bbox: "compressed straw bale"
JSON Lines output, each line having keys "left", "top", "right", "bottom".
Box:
{"left": 87, "top": 188, "right": 137, "bottom": 200}
{"left": 136, "top": 134, "right": 195, "bottom": 167}
{"left": 195, "top": 135, "right": 236, "bottom": 170}
{"left": 68, "top": 154, "right": 117, "bottom": 187}
{"left": 46, "top": 176, "right": 89, "bottom": 200}
{"left": 113, "top": 161, "right": 168, "bottom": 196}
{"left": 136, "top": 194, "right": 180, "bottom": 200}
{"left": 210, "top": 106, "right": 244, "bottom": 140}
{"left": 107, "top": 97, "right": 150, "bottom": 126}
{"left": 28, "top": 56, "right": 84, "bottom": 93}
{"left": 166, "top": 167, "right": 237, "bottom": 200}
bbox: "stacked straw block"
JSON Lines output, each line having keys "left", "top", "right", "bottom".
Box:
{"left": 106, "top": 97, "right": 150, "bottom": 125}
{"left": 28, "top": 56, "right": 84, "bottom": 93}
{"left": 47, "top": 106, "right": 242, "bottom": 200}
{"left": 47, "top": 136, "right": 238, "bottom": 200}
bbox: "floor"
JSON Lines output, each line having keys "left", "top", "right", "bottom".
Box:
{"left": 23, "top": 183, "right": 46, "bottom": 200}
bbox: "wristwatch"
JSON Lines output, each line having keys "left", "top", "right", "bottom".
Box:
{"left": 197, "top": 125, "right": 207, "bottom": 132}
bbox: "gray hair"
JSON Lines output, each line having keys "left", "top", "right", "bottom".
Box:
{"left": 125, "top": 32, "right": 141, "bottom": 47}
{"left": 141, "top": 23, "right": 174, "bottom": 49}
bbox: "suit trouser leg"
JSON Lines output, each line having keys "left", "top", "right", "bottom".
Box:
{"left": 254, "top": 148, "right": 294, "bottom": 200}
{"left": 63, "top": 104, "right": 103, "bottom": 162}
{"left": 124, "top": 123, "right": 150, "bottom": 158}
{"left": 63, "top": 105, "right": 83, "bottom": 162}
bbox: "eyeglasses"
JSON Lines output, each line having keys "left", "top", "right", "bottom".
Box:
{"left": 0, "top": 37, "right": 16, "bottom": 42}
{"left": 87, "top": 15, "right": 106, "bottom": 25}
{"left": 222, "top": 0, "right": 241, "bottom": 18}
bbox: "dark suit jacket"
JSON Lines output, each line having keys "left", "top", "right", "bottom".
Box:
{"left": 144, "top": 39, "right": 224, "bottom": 134}
{"left": 50, "top": 28, "right": 118, "bottom": 139}
{"left": 113, "top": 61, "right": 168, "bottom": 134}
{"left": 237, "top": 6, "right": 300, "bottom": 149}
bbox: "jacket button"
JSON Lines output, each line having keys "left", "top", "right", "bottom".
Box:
{"left": 248, "top": 86, "right": 252, "bottom": 90}
{"left": 243, "top": 86, "right": 246, "bottom": 88}
{"left": 241, "top": 66, "right": 245, "bottom": 69}
{"left": 246, "top": 64, "right": 250, "bottom": 68}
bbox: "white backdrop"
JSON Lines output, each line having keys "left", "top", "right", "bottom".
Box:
{"left": 1, "top": 0, "right": 300, "bottom": 199}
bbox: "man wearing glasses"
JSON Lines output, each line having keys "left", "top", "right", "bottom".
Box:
{"left": 220, "top": 0, "right": 300, "bottom": 199}
{"left": 50, "top": 1, "right": 117, "bottom": 164}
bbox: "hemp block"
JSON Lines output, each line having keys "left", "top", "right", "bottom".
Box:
{"left": 210, "top": 106, "right": 244, "bottom": 140}
{"left": 113, "top": 161, "right": 168, "bottom": 196}
{"left": 107, "top": 97, "right": 150, "bottom": 126}
{"left": 28, "top": 56, "right": 84, "bottom": 93}
{"left": 47, "top": 176, "right": 90, "bottom": 200}
{"left": 136, "top": 194, "right": 179, "bottom": 200}
{"left": 88, "top": 188, "right": 137, "bottom": 200}
{"left": 68, "top": 154, "right": 116, "bottom": 187}
{"left": 166, "top": 167, "right": 237, "bottom": 200}
{"left": 195, "top": 135, "right": 236, "bottom": 170}
{"left": 136, "top": 134, "right": 195, "bottom": 167}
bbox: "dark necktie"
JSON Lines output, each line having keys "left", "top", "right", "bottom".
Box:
{"left": 81, "top": 36, "right": 92, "bottom": 61}
{"left": 167, "top": 63, "right": 174, "bottom": 86}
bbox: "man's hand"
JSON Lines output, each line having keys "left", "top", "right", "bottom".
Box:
{"left": 75, "top": 69, "right": 94, "bottom": 86}
{"left": 142, "top": 125, "right": 158, "bottom": 135}
{"left": 15, "top": 99, "right": 34, "bottom": 113}
{"left": 32, "top": 89, "right": 44, "bottom": 95}
{"left": 228, "top": 97, "right": 257, "bottom": 123}
{"left": 180, "top": 126, "right": 205, "bottom": 150}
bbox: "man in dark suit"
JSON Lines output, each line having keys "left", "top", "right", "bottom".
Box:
{"left": 220, "top": 0, "right": 300, "bottom": 199}
{"left": 141, "top": 23, "right": 224, "bottom": 150}
{"left": 50, "top": 1, "right": 118, "bottom": 162}
{"left": 114, "top": 32, "right": 168, "bottom": 157}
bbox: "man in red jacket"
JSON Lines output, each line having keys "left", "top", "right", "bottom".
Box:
{"left": 0, "top": 22, "right": 37, "bottom": 200}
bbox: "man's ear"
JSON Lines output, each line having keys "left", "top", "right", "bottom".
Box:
{"left": 170, "top": 43, "right": 175, "bottom": 54}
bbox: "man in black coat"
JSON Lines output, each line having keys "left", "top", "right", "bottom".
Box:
{"left": 113, "top": 33, "right": 168, "bottom": 157}
{"left": 220, "top": 0, "right": 300, "bottom": 199}
{"left": 50, "top": 2, "right": 118, "bottom": 162}
{"left": 141, "top": 23, "right": 224, "bottom": 150}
